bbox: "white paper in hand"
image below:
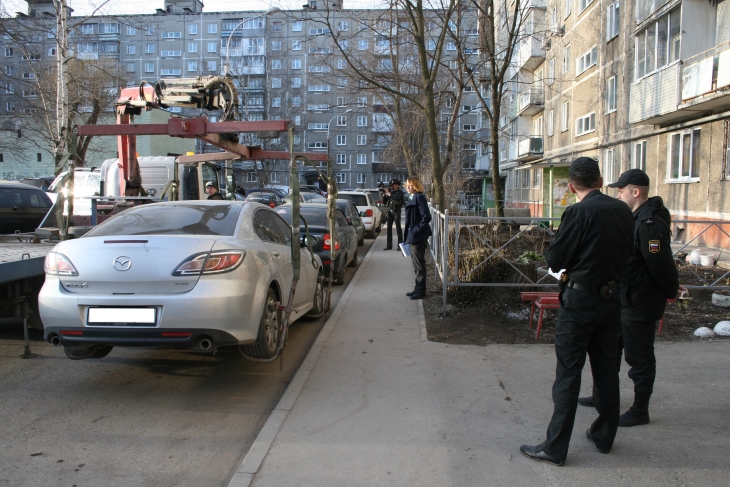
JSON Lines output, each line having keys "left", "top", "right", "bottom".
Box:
{"left": 399, "top": 243, "right": 411, "bottom": 257}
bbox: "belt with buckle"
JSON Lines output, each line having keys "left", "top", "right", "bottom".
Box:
{"left": 566, "top": 280, "right": 600, "bottom": 294}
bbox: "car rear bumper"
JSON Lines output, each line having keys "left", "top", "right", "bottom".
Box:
{"left": 44, "top": 327, "right": 242, "bottom": 349}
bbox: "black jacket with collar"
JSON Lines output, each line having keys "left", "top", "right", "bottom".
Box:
{"left": 404, "top": 192, "right": 432, "bottom": 244}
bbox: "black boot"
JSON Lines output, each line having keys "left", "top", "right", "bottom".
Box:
{"left": 619, "top": 393, "right": 651, "bottom": 427}
{"left": 577, "top": 396, "right": 594, "bottom": 408}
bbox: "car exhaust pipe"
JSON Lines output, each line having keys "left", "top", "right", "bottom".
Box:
{"left": 50, "top": 335, "right": 61, "bottom": 347}
{"left": 194, "top": 336, "right": 215, "bottom": 352}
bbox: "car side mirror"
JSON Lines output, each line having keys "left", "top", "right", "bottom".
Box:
{"left": 301, "top": 235, "right": 319, "bottom": 247}
{"left": 376, "top": 203, "right": 383, "bottom": 208}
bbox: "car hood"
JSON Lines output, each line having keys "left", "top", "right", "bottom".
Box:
{"left": 52, "top": 236, "right": 216, "bottom": 294}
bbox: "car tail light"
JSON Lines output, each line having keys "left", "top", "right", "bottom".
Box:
{"left": 172, "top": 251, "right": 245, "bottom": 276}
{"left": 322, "top": 234, "right": 340, "bottom": 251}
{"left": 365, "top": 209, "right": 373, "bottom": 217}
{"left": 44, "top": 252, "right": 79, "bottom": 276}
{"left": 269, "top": 201, "right": 276, "bottom": 208}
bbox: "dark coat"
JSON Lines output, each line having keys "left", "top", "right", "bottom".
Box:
{"left": 620, "top": 196, "right": 679, "bottom": 321}
{"left": 404, "top": 192, "right": 432, "bottom": 244}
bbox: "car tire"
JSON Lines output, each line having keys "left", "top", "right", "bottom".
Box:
{"left": 348, "top": 249, "right": 358, "bottom": 267}
{"left": 358, "top": 233, "right": 364, "bottom": 246}
{"left": 63, "top": 345, "right": 108, "bottom": 360}
{"left": 240, "top": 287, "right": 280, "bottom": 359}
{"left": 333, "top": 267, "right": 346, "bottom": 285}
{"left": 305, "top": 273, "right": 325, "bottom": 318}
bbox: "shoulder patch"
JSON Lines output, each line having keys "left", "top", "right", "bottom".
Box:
{"left": 644, "top": 218, "right": 654, "bottom": 224}
{"left": 649, "top": 240, "right": 660, "bottom": 253}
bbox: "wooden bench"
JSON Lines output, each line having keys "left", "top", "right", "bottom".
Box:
{"left": 534, "top": 297, "right": 560, "bottom": 339}
{"left": 521, "top": 292, "right": 560, "bottom": 331}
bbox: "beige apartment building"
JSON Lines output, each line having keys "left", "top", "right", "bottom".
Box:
{"left": 502, "top": 0, "right": 730, "bottom": 249}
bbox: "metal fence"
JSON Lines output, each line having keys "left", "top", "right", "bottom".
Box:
{"left": 428, "top": 203, "right": 730, "bottom": 314}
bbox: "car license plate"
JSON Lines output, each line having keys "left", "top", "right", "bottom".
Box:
{"left": 87, "top": 308, "right": 156, "bottom": 326}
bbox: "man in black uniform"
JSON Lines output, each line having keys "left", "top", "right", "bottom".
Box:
{"left": 205, "top": 181, "right": 224, "bottom": 200}
{"left": 382, "top": 179, "right": 405, "bottom": 250}
{"left": 520, "top": 157, "right": 634, "bottom": 466}
{"left": 578, "top": 169, "right": 680, "bottom": 427}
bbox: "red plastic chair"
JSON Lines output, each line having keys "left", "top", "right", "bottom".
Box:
{"left": 534, "top": 296, "right": 560, "bottom": 339}
{"left": 657, "top": 297, "right": 677, "bottom": 336}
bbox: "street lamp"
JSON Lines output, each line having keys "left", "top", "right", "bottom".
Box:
{"left": 223, "top": 8, "right": 281, "bottom": 77}
{"left": 326, "top": 109, "right": 352, "bottom": 190}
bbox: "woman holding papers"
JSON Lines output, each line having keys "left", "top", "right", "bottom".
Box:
{"left": 403, "top": 177, "right": 432, "bottom": 300}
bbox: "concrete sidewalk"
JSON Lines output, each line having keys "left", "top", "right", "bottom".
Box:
{"left": 233, "top": 234, "right": 730, "bottom": 487}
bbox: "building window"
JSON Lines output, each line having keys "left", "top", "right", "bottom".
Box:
{"left": 724, "top": 123, "right": 730, "bottom": 180}
{"left": 127, "top": 45, "right": 136, "bottom": 54}
{"left": 607, "top": 2, "right": 620, "bottom": 41}
{"left": 357, "top": 97, "right": 367, "bottom": 107}
{"left": 161, "top": 69, "right": 181, "bottom": 76}
{"left": 337, "top": 59, "right": 346, "bottom": 69}
{"left": 338, "top": 77, "right": 347, "bottom": 87}
{"left": 575, "top": 112, "right": 596, "bottom": 136}
{"left": 336, "top": 173, "right": 347, "bottom": 184}
{"left": 336, "top": 96, "right": 345, "bottom": 106}
{"left": 336, "top": 154, "right": 347, "bottom": 164}
{"left": 561, "top": 101, "right": 569, "bottom": 132}
{"left": 633, "top": 140, "right": 647, "bottom": 171}
{"left": 547, "top": 58, "right": 555, "bottom": 85}
{"left": 564, "top": 0, "right": 572, "bottom": 18}
{"left": 127, "top": 26, "right": 136, "bottom": 36}
{"left": 521, "top": 170, "right": 531, "bottom": 189}
{"left": 145, "top": 25, "right": 155, "bottom": 35}
{"left": 247, "top": 172, "right": 258, "bottom": 183}
{"left": 604, "top": 148, "right": 618, "bottom": 185}
{"left": 291, "top": 58, "right": 301, "bottom": 69}
{"left": 6, "top": 101, "right": 15, "bottom": 111}
{"left": 145, "top": 43, "right": 154, "bottom": 54}
{"left": 357, "top": 154, "right": 366, "bottom": 165}
{"left": 271, "top": 59, "right": 281, "bottom": 69}
{"left": 126, "top": 62, "right": 136, "bottom": 73}
{"left": 205, "top": 42, "right": 216, "bottom": 53}
{"left": 272, "top": 21, "right": 283, "bottom": 32}
{"left": 308, "top": 85, "right": 330, "bottom": 92}
{"left": 562, "top": 44, "right": 571, "bottom": 74}
{"left": 337, "top": 135, "right": 346, "bottom": 146}
{"left": 5, "top": 84, "right": 14, "bottom": 94}
{"left": 357, "top": 116, "right": 367, "bottom": 127}
{"left": 547, "top": 109, "right": 554, "bottom": 136}
{"left": 271, "top": 172, "right": 281, "bottom": 183}
{"left": 358, "top": 40, "right": 368, "bottom": 50}
{"left": 271, "top": 97, "right": 281, "bottom": 108}
{"left": 80, "top": 23, "right": 95, "bottom": 35}
{"left": 357, "top": 173, "right": 366, "bottom": 183}
{"left": 272, "top": 78, "right": 281, "bottom": 88}
{"left": 533, "top": 168, "right": 542, "bottom": 188}
{"left": 635, "top": 8, "right": 681, "bottom": 80}
{"left": 335, "top": 116, "right": 346, "bottom": 126}
{"left": 207, "top": 24, "right": 217, "bottom": 34}
{"left": 161, "top": 31, "right": 181, "bottom": 39}
{"left": 189, "top": 24, "right": 198, "bottom": 35}
{"left": 668, "top": 129, "right": 701, "bottom": 181}
{"left": 161, "top": 50, "right": 181, "bottom": 57}
{"left": 292, "top": 40, "right": 302, "bottom": 51}
{"left": 144, "top": 62, "right": 155, "bottom": 73}
{"left": 292, "top": 96, "right": 302, "bottom": 106}
{"left": 576, "top": 46, "right": 597, "bottom": 75}
{"left": 188, "top": 42, "right": 197, "bottom": 53}
{"left": 578, "top": 0, "right": 594, "bottom": 14}
{"left": 292, "top": 21, "right": 302, "bottom": 32}
{"left": 606, "top": 75, "right": 617, "bottom": 113}
{"left": 271, "top": 40, "right": 281, "bottom": 51}
{"left": 357, "top": 135, "right": 367, "bottom": 145}
{"left": 36, "top": 153, "right": 42, "bottom": 162}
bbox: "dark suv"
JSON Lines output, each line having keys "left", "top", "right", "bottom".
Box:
{"left": 0, "top": 181, "right": 53, "bottom": 234}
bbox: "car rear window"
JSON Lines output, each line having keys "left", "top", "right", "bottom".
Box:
{"left": 85, "top": 203, "right": 243, "bottom": 236}
{"left": 276, "top": 207, "right": 329, "bottom": 227}
{"left": 0, "top": 188, "right": 52, "bottom": 209}
{"left": 339, "top": 194, "right": 368, "bottom": 206}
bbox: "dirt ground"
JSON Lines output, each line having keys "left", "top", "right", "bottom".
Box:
{"left": 422, "top": 248, "right": 730, "bottom": 345}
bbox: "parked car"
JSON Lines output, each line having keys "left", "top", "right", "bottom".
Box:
{"left": 245, "top": 192, "right": 283, "bottom": 208}
{"left": 299, "top": 185, "right": 326, "bottom": 196}
{"left": 0, "top": 181, "right": 53, "bottom": 234}
{"left": 246, "top": 187, "right": 288, "bottom": 198}
{"left": 337, "top": 191, "right": 382, "bottom": 238}
{"left": 275, "top": 203, "right": 358, "bottom": 285}
{"left": 310, "top": 198, "right": 365, "bottom": 246}
{"left": 357, "top": 188, "right": 387, "bottom": 223}
{"left": 39, "top": 201, "right": 325, "bottom": 360}
{"left": 18, "top": 177, "right": 55, "bottom": 191}
{"left": 282, "top": 192, "right": 326, "bottom": 204}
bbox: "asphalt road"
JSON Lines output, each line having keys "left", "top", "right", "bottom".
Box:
{"left": 0, "top": 237, "right": 377, "bottom": 487}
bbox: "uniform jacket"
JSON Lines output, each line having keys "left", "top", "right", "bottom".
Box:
{"left": 620, "top": 196, "right": 679, "bottom": 321}
{"left": 404, "top": 192, "right": 432, "bottom": 244}
{"left": 545, "top": 189, "right": 634, "bottom": 288}
{"left": 383, "top": 188, "right": 405, "bottom": 212}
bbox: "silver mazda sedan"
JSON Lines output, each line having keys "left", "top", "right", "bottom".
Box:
{"left": 39, "top": 201, "right": 325, "bottom": 360}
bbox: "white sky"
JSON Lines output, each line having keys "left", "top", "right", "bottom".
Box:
{"left": 1, "top": 0, "right": 381, "bottom": 16}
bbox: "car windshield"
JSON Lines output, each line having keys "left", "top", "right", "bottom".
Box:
{"left": 276, "top": 207, "right": 329, "bottom": 227}
{"left": 0, "top": 187, "right": 52, "bottom": 208}
{"left": 339, "top": 194, "right": 368, "bottom": 206}
{"left": 85, "top": 204, "right": 243, "bottom": 236}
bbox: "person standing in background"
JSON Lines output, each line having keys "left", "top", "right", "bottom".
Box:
{"left": 382, "top": 179, "right": 405, "bottom": 250}
{"left": 403, "top": 177, "right": 432, "bottom": 300}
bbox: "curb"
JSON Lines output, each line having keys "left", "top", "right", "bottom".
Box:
{"left": 227, "top": 235, "right": 381, "bottom": 487}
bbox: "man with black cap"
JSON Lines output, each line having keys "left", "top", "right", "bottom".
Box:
{"left": 382, "top": 179, "right": 405, "bottom": 250}
{"left": 577, "top": 169, "right": 680, "bottom": 427}
{"left": 520, "top": 157, "right": 634, "bottom": 466}
{"left": 205, "top": 181, "right": 223, "bottom": 200}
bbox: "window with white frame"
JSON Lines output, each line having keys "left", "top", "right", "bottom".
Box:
{"left": 206, "top": 42, "right": 216, "bottom": 53}
{"left": 338, "top": 77, "right": 347, "bottom": 87}
{"left": 606, "top": 75, "right": 617, "bottom": 113}
{"left": 561, "top": 101, "right": 570, "bottom": 132}
{"left": 292, "top": 96, "right": 301, "bottom": 106}
{"left": 207, "top": 24, "right": 217, "bottom": 34}
{"left": 292, "top": 40, "right": 301, "bottom": 50}
{"left": 161, "top": 31, "right": 181, "bottom": 39}
{"left": 271, "top": 97, "right": 281, "bottom": 108}
{"left": 127, "top": 44, "right": 136, "bottom": 54}
{"left": 336, "top": 116, "right": 347, "bottom": 126}
{"left": 146, "top": 25, "right": 155, "bottom": 35}
{"left": 635, "top": 8, "right": 681, "bottom": 80}
{"left": 562, "top": 44, "right": 571, "bottom": 74}
{"left": 357, "top": 173, "right": 366, "bottom": 183}
{"left": 308, "top": 123, "right": 328, "bottom": 130}
{"left": 188, "top": 42, "right": 197, "bottom": 53}
{"left": 294, "top": 116, "right": 301, "bottom": 125}
{"left": 308, "top": 85, "right": 330, "bottom": 92}
{"left": 187, "top": 61, "right": 197, "bottom": 72}
{"left": 247, "top": 172, "right": 258, "bottom": 182}
{"left": 271, "top": 172, "right": 280, "bottom": 183}
{"left": 357, "top": 116, "right": 367, "bottom": 127}
{"left": 463, "top": 124, "right": 477, "bottom": 131}
{"left": 161, "top": 69, "right": 181, "bottom": 76}
{"left": 207, "top": 61, "right": 217, "bottom": 72}
{"left": 548, "top": 58, "right": 555, "bottom": 85}
{"left": 357, "top": 135, "right": 367, "bottom": 145}
{"left": 291, "top": 58, "right": 301, "bottom": 69}
{"left": 603, "top": 148, "right": 618, "bottom": 184}
{"left": 189, "top": 24, "right": 198, "bottom": 35}
{"left": 533, "top": 167, "right": 542, "bottom": 188}
{"left": 336, "top": 154, "right": 347, "bottom": 164}
{"left": 145, "top": 43, "right": 154, "bottom": 54}
{"left": 336, "top": 173, "right": 347, "bottom": 184}
{"left": 80, "top": 24, "right": 95, "bottom": 35}
{"left": 339, "top": 21, "right": 349, "bottom": 31}
{"left": 579, "top": 0, "right": 594, "bottom": 14}
{"left": 337, "top": 59, "right": 346, "bottom": 69}
{"left": 576, "top": 46, "right": 597, "bottom": 75}
{"left": 357, "top": 154, "right": 366, "bottom": 164}
{"left": 161, "top": 50, "right": 181, "bottom": 57}
{"left": 357, "top": 96, "right": 367, "bottom": 106}
{"left": 575, "top": 112, "right": 596, "bottom": 136}
{"left": 564, "top": 0, "right": 572, "bottom": 18}
{"left": 358, "top": 40, "right": 368, "bottom": 50}
{"left": 272, "top": 78, "right": 281, "bottom": 88}
{"left": 377, "top": 172, "right": 391, "bottom": 182}
{"left": 337, "top": 135, "right": 346, "bottom": 146}
{"left": 292, "top": 21, "right": 302, "bottom": 32}
{"left": 292, "top": 78, "right": 301, "bottom": 88}
{"left": 521, "top": 170, "right": 531, "bottom": 189}
{"left": 607, "top": 2, "right": 620, "bottom": 41}
{"left": 271, "top": 59, "right": 281, "bottom": 69}
{"left": 724, "top": 122, "right": 730, "bottom": 179}
{"left": 6, "top": 101, "right": 15, "bottom": 111}
{"left": 633, "top": 140, "right": 647, "bottom": 170}
{"left": 271, "top": 40, "right": 281, "bottom": 51}
{"left": 668, "top": 129, "right": 701, "bottom": 180}
{"left": 4, "top": 84, "right": 13, "bottom": 94}
{"left": 127, "top": 26, "right": 136, "bottom": 36}
{"left": 144, "top": 62, "right": 155, "bottom": 73}
{"left": 551, "top": 6, "right": 558, "bottom": 30}
{"left": 125, "top": 62, "right": 136, "bottom": 73}
{"left": 336, "top": 96, "right": 345, "bottom": 106}
{"left": 547, "top": 110, "right": 554, "bottom": 136}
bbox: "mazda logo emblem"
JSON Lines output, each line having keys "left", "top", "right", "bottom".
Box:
{"left": 113, "top": 256, "right": 132, "bottom": 271}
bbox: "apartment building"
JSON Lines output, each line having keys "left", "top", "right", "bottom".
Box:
{"left": 1, "top": 0, "right": 488, "bottom": 195}
{"left": 501, "top": 0, "right": 730, "bottom": 247}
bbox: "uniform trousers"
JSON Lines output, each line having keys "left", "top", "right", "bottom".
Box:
{"left": 386, "top": 210, "right": 403, "bottom": 248}
{"left": 543, "top": 287, "right": 622, "bottom": 461}
{"left": 617, "top": 318, "right": 657, "bottom": 395}
{"left": 410, "top": 240, "right": 428, "bottom": 294}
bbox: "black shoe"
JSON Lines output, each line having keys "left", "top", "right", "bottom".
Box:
{"left": 410, "top": 293, "right": 426, "bottom": 300}
{"left": 578, "top": 396, "right": 594, "bottom": 408}
{"left": 519, "top": 445, "right": 565, "bottom": 466}
{"left": 383, "top": 247, "right": 392, "bottom": 250}
{"left": 406, "top": 291, "right": 416, "bottom": 296}
{"left": 585, "top": 429, "right": 610, "bottom": 454}
{"left": 618, "top": 407, "right": 650, "bottom": 427}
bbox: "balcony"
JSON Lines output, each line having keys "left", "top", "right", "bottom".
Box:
{"left": 515, "top": 137, "right": 543, "bottom": 162}
{"left": 515, "top": 36, "right": 545, "bottom": 71}
{"left": 517, "top": 88, "right": 544, "bottom": 116}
